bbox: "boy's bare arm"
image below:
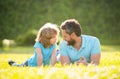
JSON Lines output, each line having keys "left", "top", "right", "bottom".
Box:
{"left": 51, "top": 49, "right": 57, "bottom": 66}
{"left": 36, "top": 48, "right": 43, "bottom": 66}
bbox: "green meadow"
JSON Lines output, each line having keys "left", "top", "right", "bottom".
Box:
{"left": 0, "top": 45, "right": 120, "bottom": 79}
{"left": 1, "top": 0, "right": 120, "bottom": 79}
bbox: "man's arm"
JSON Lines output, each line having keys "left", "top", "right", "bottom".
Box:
{"left": 60, "top": 56, "right": 70, "bottom": 65}
{"left": 90, "top": 37, "right": 101, "bottom": 65}
{"left": 74, "top": 53, "right": 100, "bottom": 66}
{"left": 91, "top": 53, "right": 101, "bottom": 65}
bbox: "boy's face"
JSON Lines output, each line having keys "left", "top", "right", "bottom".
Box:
{"left": 50, "top": 34, "right": 58, "bottom": 45}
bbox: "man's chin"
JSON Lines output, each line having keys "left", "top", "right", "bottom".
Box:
{"left": 67, "top": 39, "right": 75, "bottom": 46}
{"left": 67, "top": 42, "right": 74, "bottom": 46}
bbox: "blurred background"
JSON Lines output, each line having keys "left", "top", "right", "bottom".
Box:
{"left": 0, "top": 0, "right": 120, "bottom": 48}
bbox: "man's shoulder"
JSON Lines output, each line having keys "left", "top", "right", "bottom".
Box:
{"left": 82, "top": 35, "right": 100, "bottom": 47}
{"left": 82, "top": 35, "right": 99, "bottom": 41}
{"left": 59, "top": 40, "right": 68, "bottom": 48}
{"left": 60, "top": 40, "right": 67, "bottom": 44}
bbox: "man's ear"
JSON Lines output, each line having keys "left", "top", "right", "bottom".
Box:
{"left": 71, "top": 32, "right": 76, "bottom": 38}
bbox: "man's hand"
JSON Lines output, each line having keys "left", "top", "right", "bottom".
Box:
{"left": 74, "top": 56, "right": 88, "bottom": 65}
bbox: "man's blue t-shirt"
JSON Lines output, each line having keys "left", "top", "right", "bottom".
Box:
{"left": 60, "top": 35, "right": 101, "bottom": 63}
{"left": 28, "top": 41, "right": 56, "bottom": 66}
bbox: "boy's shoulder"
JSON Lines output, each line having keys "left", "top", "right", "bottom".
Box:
{"left": 34, "top": 41, "right": 42, "bottom": 48}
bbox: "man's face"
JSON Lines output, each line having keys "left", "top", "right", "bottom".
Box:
{"left": 62, "top": 30, "right": 75, "bottom": 46}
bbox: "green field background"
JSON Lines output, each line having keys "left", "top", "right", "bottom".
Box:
{"left": 0, "top": 0, "right": 120, "bottom": 79}
{"left": 0, "top": 45, "right": 120, "bottom": 79}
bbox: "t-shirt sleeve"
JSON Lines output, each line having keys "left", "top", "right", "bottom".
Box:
{"left": 52, "top": 44, "right": 57, "bottom": 50}
{"left": 59, "top": 40, "right": 68, "bottom": 56}
{"left": 91, "top": 38, "right": 101, "bottom": 55}
{"left": 34, "top": 41, "right": 42, "bottom": 49}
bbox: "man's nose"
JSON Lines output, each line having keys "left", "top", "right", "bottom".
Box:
{"left": 64, "top": 39, "right": 67, "bottom": 41}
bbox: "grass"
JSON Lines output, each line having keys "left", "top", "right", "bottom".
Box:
{"left": 0, "top": 45, "right": 120, "bottom": 79}
{"left": 0, "top": 46, "right": 33, "bottom": 53}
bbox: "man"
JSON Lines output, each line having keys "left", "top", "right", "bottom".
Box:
{"left": 60, "top": 19, "right": 101, "bottom": 65}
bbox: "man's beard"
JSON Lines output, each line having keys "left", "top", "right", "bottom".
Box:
{"left": 67, "top": 38, "right": 76, "bottom": 46}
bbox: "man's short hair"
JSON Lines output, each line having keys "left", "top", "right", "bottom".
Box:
{"left": 60, "top": 19, "right": 82, "bottom": 36}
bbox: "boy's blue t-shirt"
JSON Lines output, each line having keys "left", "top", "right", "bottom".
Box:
{"left": 60, "top": 35, "right": 101, "bottom": 63}
{"left": 28, "top": 41, "right": 56, "bottom": 66}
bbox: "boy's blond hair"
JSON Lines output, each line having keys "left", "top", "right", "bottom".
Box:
{"left": 36, "top": 23, "right": 59, "bottom": 48}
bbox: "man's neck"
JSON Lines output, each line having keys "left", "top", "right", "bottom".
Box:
{"left": 74, "top": 36, "right": 82, "bottom": 51}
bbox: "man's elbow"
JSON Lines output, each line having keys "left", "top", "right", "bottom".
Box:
{"left": 60, "top": 56, "right": 70, "bottom": 65}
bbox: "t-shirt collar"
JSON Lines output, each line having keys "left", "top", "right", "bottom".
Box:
{"left": 81, "top": 35, "right": 86, "bottom": 49}
{"left": 68, "top": 35, "right": 86, "bottom": 49}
